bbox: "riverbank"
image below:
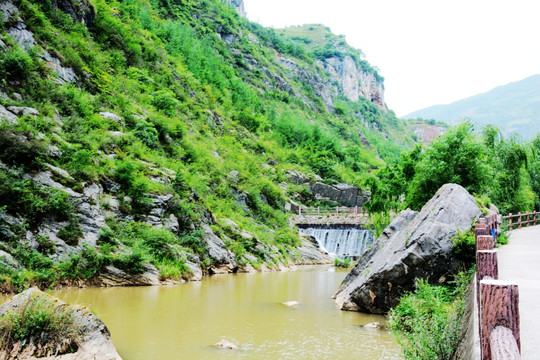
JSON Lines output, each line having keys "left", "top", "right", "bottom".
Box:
{"left": 0, "top": 235, "right": 332, "bottom": 295}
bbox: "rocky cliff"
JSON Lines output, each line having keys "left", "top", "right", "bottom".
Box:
{"left": 277, "top": 24, "right": 387, "bottom": 111}
{"left": 223, "top": 0, "right": 246, "bottom": 17}
{"left": 320, "top": 56, "right": 386, "bottom": 110}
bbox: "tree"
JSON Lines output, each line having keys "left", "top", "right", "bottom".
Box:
{"left": 406, "top": 123, "right": 488, "bottom": 210}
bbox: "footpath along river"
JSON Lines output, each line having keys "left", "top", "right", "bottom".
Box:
{"left": 52, "top": 265, "right": 401, "bottom": 359}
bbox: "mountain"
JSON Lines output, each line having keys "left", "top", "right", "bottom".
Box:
{"left": 404, "top": 75, "right": 540, "bottom": 139}
{"left": 0, "top": 0, "right": 415, "bottom": 291}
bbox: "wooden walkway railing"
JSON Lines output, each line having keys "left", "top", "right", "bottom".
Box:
{"left": 297, "top": 206, "right": 369, "bottom": 216}
{"left": 503, "top": 211, "right": 540, "bottom": 230}
{"left": 475, "top": 215, "right": 521, "bottom": 360}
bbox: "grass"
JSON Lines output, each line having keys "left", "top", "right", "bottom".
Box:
{"left": 389, "top": 269, "right": 473, "bottom": 360}
{"left": 334, "top": 257, "right": 351, "bottom": 268}
{"left": 0, "top": 294, "right": 77, "bottom": 357}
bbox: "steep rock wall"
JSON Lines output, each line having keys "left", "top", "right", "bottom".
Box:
{"left": 224, "top": 0, "right": 246, "bottom": 17}
{"left": 322, "top": 56, "right": 386, "bottom": 111}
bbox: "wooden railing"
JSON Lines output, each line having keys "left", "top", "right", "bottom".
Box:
{"left": 474, "top": 215, "right": 521, "bottom": 360}
{"left": 297, "top": 206, "right": 369, "bottom": 216}
{"left": 503, "top": 211, "right": 540, "bottom": 230}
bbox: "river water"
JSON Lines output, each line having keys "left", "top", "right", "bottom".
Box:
{"left": 52, "top": 266, "right": 401, "bottom": 360}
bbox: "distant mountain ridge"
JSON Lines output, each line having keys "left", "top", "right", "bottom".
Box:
{"left": 404, "top": 75, "right": 540, "bottom": 139}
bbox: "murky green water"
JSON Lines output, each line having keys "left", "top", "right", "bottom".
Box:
{"left": 51, "top": 266, "right": 400, "bottom": 360}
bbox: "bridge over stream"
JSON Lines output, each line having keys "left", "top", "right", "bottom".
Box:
{"left": 291, "top": 206, "right": 370, "bottom": 226}
{"left": 472, "top": 212, "right": 540, "bottom": 360}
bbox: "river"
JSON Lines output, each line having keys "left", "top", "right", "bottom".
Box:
{"left": 52, "top": 266, "right": 401, "bottom": 359}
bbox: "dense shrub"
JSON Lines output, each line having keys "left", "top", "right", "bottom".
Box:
{"left": 0, "top": 48, "right": 35, "bottom": 79}
{"left": 390, "top": 271, "right": 472, "bottom": 360}
{"left": 0, "top": 168, "right": 74, "bottom": 227}
{"left": 0, "top": 130, "right": 46, "bottom": 171}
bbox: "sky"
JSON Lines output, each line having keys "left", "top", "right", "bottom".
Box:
{"left": 242, "top": 0, "right": 540, "bottom": 117}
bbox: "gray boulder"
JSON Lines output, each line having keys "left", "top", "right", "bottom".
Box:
{"left": 0, "top": 288, "right": 122, "bottom": 359}
{"left": 334, "top": 184, "right": 482, "bottom": 314}
{"left": 309, "top": 182, "right": 369, "bottom": 207}
{"left": 0, "top": 105, "right": 18, "bottom": 125}
{"left": 98, "top": 264, "right": 160, "bottom": 286}
{"left": 201, "top": 224, "right": 237, "bottom": 274}
{"left": 7, "top": 106, "right": 39, "bottom": 116}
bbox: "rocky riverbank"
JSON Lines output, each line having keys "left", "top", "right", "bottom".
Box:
{"left": 0, "top": 288, "right": 122, "bottom": 360}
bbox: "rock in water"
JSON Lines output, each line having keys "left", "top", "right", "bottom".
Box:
{"left": 334, "top": 184, "right": 482, "bottom": 314}
{"left": 214, "top": 339, "right": 239, "bottom": 350}
{"left": 0, "top": 288, "right": 122, "bottom": 360}
{"left": 282, "top": 300, "right": 300, "bottom": 307}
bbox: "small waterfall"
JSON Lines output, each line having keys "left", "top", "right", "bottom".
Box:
{"left": 299, "top": 225, "right": 374, "bottom": 259}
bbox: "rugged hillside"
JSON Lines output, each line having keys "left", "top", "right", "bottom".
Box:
{"left": 405, "top": 118, "right": 448, "bottom": 144}
{"left": 404, "top": 74, "right": 540, "bottom": 139}
{"left": 276, "top": 25, "right": 386, "bottom": 110}
{"left": 0, "top": 0, "right": 415, "bottom": 291}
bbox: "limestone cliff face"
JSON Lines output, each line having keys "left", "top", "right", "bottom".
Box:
{"left": 274, "top": 54, "right": 387, "bottom": 112}
{"left": 224, "top": 0, "right": 246, "bottom": 17}
{"left": 322, "top": 56, "right": 386, "bottom": 111}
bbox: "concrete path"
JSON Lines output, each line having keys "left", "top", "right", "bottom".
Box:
{"left": 496, "top": 226, "right": 540, "bottom": 359}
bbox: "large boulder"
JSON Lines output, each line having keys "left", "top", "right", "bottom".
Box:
{"left": 0, "top": 288, "right": 122, "bottom": 359}
{"left": 309, "top": 182, "right": 369, "bottom": 207}
{"left": 334, "top": 184, "right": 482, "bottom": 314}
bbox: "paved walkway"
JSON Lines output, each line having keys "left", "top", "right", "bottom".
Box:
{"left": 496, "top": 226, "right": 540, "bottom": 359}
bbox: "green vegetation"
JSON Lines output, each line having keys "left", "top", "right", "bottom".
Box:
{"left": 367, "top": 122, "right": 540, "bottom": 214}
{"left": 451, "top": 230, "right": 476, "bottom": 265}
{"left": 0, "top": 0, "right": 419, "bottom": 290}
{"left": 390, "top": 270, "right": 473, "bottom": 360}
{"left": 276, "top": 24, "right": 384, "bottom": 82}
{"left": 0, "top": 295, "right": 76, "bottom": 356}
{"left": 334, "top": 257, "right": 351, "bottom": 268}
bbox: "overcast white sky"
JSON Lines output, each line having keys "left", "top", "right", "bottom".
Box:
{"left": 243, "top": 0, "right": 540, "bottom": 117}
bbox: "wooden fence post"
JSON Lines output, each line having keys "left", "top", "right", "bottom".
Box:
{"left": 475, "top": 224, "right": 491, "bottom": 237}
{"left": 509, "top": 214, "right": 513, "bottom": 231}
{"left": 476, "top": 250, "right": 498, "bottom": 324}
{"left": 480, "top": 280, "right": 520, "bottom": 360}
{"left": 518, "top": 213, "right": 522, "bottom": 229}
{"left": 477, "top": 235, "right": 495, "bottom": 250}
{"left": 535, "top": 212, "right": 538, "bottom": 226}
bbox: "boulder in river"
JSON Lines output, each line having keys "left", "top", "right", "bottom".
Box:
{"left": 0, "top": 288, "right": 122, "bottom": 359}
{"left": 214, "top": 339, "right": 238, "bottom": 350}
{"left": 334, "top": 184, "right": 482, "bottom": 314}
{"left": 282, "top": 300, "right": 300, "bottom": 307}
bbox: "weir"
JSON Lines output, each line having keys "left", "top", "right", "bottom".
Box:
{"left": 298, "top": 225, "right": 373, "bottom": 259}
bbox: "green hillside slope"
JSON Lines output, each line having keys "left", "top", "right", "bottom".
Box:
{"left": 0, "top": 0, "right": 415, "bottom": 291}
{"left": 404, "top": 74, "right": 540, "bottom": 139}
